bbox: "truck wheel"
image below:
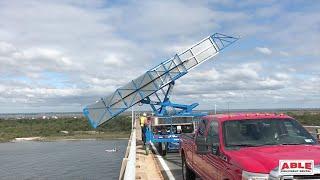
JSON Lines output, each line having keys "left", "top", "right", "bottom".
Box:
{"left": 158, "top": 142, "right": 167, "bottom": 156}
{"left": 162, "top": 142, "right": 167, "bottom": 156}
{"left": 182, "top": 155, "right": 195, "bottom": 180}
{"left": 158, "top": 143, "right": 162, "bottom": 154}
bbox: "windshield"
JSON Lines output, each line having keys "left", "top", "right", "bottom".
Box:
{"left": 223, "top": 118, "right": 317, "bottom": 148}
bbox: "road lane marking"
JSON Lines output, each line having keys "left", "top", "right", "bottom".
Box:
{"left": 150, "top": 142, "right": 176, "bottom": 180}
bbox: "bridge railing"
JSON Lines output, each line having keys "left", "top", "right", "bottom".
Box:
{"left": 119, "top": 112, "right": 136, "bottom": 180}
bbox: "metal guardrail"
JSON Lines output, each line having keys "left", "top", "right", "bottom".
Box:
{"left": 304, "top": 126, "right": 320, "bottom": 128}
{"left": 304, "top": 126, "right": 320, "bottom": 141}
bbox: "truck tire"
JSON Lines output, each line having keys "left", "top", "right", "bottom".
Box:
{"left": 157, "top": 143, "right": 162, "bottom": 154}
{"left": 158, "top": 142, "right": 167, "bottom": 156}
{"left": 182, "top": 154, "right": 195, "bottom": 180}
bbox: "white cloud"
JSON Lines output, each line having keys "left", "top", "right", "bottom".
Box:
{"left": 0, "top": 0, "right": 319, "bottom": 112}
{"left": 255, "top": 5, "right": 282, "bottom": 17}
{"left": 103, "top": 53, "right": 125, "bottom": 67}
{"left": 273, "top": 73, "right": 290, "bottom": 80}
{"left": 279, "top": 51, "right": 289, "bottom": 57}
{"left": 0, "top": 41, "right": 16, "bottom": 54}
{"left": 0, "top": 43, "right": 82, "bottom": 78}
{"left": 255, "top": 47, "right": 272, "bottom": 55}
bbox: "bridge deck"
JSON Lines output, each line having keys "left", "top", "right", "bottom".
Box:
{"left": 135, "top": 124, "right": 163, "bottom": 180}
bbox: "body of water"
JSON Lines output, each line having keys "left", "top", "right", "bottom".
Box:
{"left": 0, "top": 140, "right": 127, "bottom": 180}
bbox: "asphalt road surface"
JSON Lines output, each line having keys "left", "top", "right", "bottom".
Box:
{"left": 163, "top": 152, "right": 201, "bottom": 180}
{"left": 163, "top": 152, "right": 183, "bottom": 180}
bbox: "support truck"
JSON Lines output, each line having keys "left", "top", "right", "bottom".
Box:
{"left": 150, "top": 116, "right": 195, "bottom": 156}
{"left": 180, "top": 113, "right": 320, "bottom": 180}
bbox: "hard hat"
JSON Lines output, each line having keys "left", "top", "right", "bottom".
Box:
{"left": 143, "top": 113, "right": 147, "bottom": 116}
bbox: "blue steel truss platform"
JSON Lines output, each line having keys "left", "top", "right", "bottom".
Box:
{"left": 83, "top": 33, "right": 238, "bottom": 128}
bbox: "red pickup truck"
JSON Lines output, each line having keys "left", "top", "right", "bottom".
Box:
{"left": 180, "top": 113, "right": 320, "bottom": 180}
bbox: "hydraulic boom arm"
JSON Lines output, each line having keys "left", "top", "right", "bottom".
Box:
{"left": 83, "top": 33, "right": 238, "bottom": 128}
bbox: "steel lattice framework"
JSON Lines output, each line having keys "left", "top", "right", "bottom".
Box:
{"left": 83, "top": 33, "right": 238, "bottom": 128}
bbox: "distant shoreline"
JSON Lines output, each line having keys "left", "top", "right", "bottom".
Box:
{"left": 1, "top": 111, "right": 319, "bottom": 143}
{"left": 1, "top": 108, "right": 320, "bottom": 121}
{"left": 5, "top": 134, "right": 130, "bottom": 143}
{"left": 10, "top": 136, "right": 129, "bottom": 143}
{"left": 0, "top": 116, "right": 132, "bottom": 143}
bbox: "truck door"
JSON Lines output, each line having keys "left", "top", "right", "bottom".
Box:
{"left": 202, "top": 120, "right": 224, "bottom": 180}
{"left": 193, "top": 119, "right": 208, "bottom": 176}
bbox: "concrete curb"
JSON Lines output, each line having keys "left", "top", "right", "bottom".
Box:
{"left": 150, "top": 142, "right": 175, "bottom": 180}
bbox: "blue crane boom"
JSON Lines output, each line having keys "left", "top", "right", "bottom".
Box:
{"left": 83, "top": 33, "right": 238, "bottom": 128}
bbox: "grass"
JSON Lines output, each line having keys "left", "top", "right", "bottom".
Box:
{"left": 0, "top": 111, "right": 319, "bottom": 143}
{"left": 287, "top": 111, "right": 320, "bottom": 126}
{"left": 0, "top": 116, "right": 131, "bottom": 142}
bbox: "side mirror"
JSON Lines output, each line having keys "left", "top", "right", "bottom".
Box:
{"left": 211, "top": 143, "right": 219, "bottom": 155}
{"left": 195, "top": 136, "right": 210, "bottom": 154}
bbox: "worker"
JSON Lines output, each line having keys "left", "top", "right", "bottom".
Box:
{"left": 140, "top": 113, "right": 147, "bottom": 145}
{"left": 140, "top": 113, "right": 147, "bottom": 127}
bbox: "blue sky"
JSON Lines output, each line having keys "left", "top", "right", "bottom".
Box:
{"left": 0, "top": 0, "right": 319, "bottom": 113}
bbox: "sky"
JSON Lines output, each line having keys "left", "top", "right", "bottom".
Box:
{"left": 0, "top": 0, "right": 319, "bottom": 113}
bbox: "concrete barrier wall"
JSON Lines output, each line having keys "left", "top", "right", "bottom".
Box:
{"left": 119, "top": 115, "right": 136, "bottom": 180}
{"left": 119, "top": 132, "right": 133, "bottom": 180}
